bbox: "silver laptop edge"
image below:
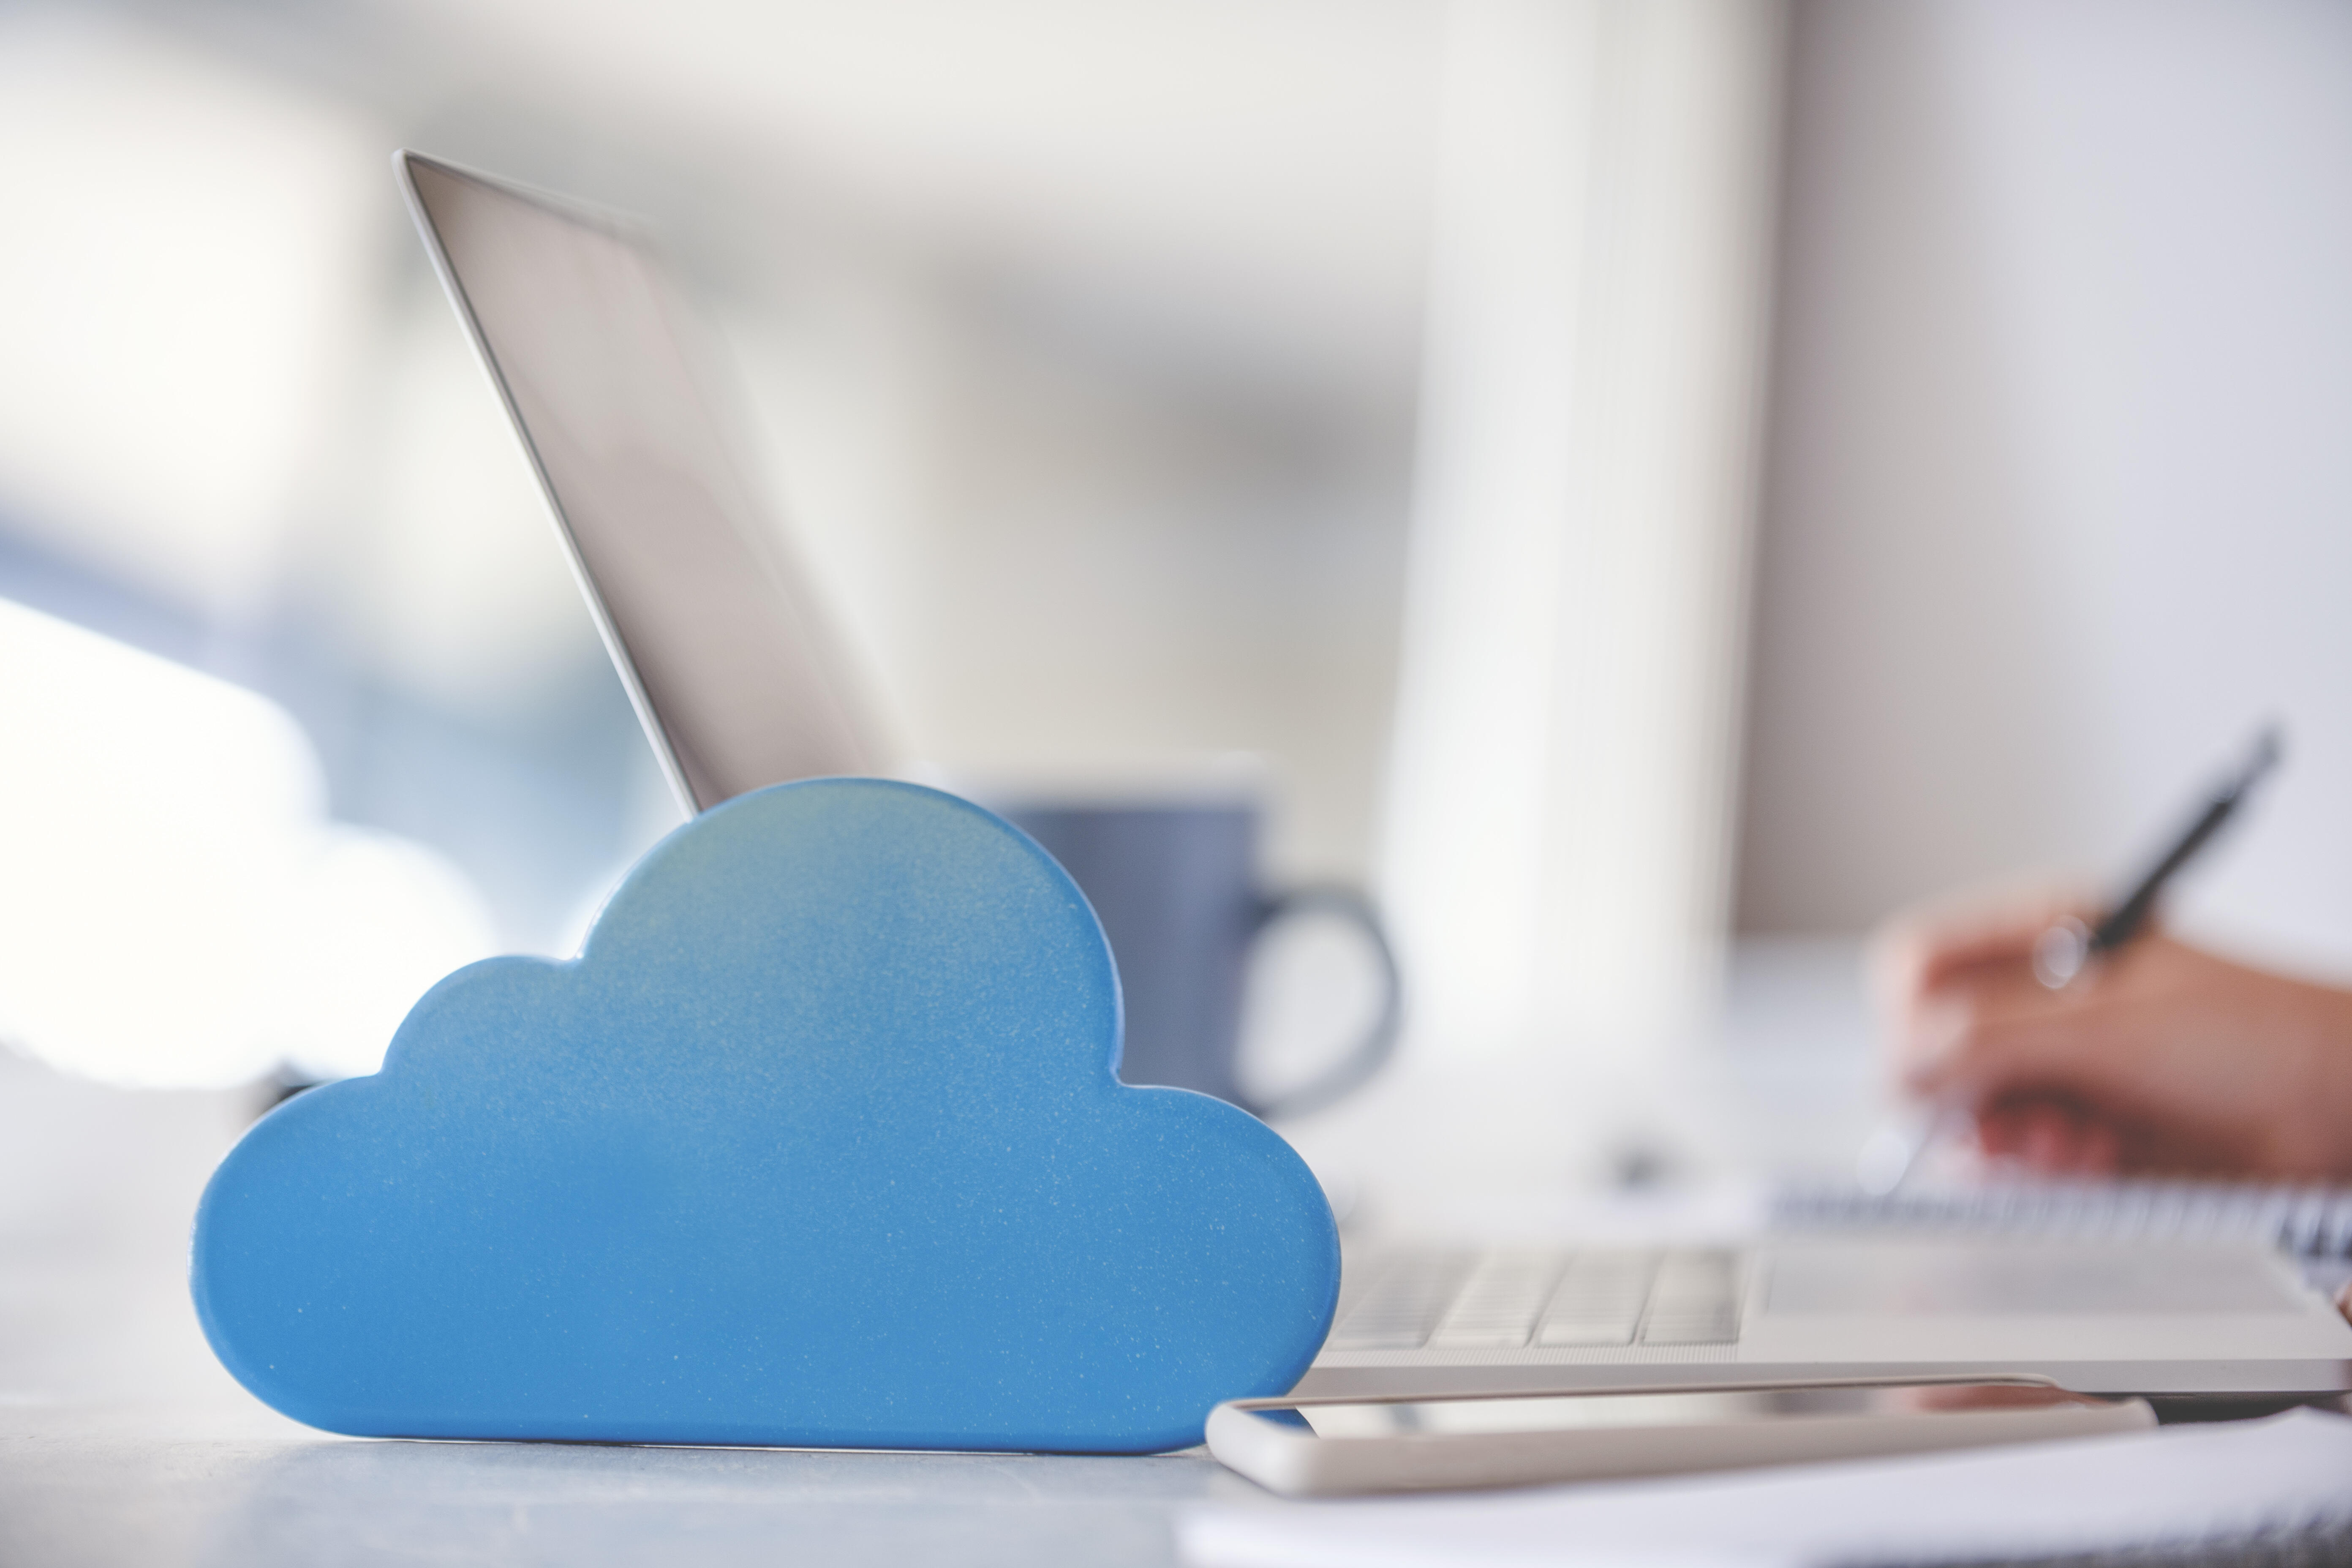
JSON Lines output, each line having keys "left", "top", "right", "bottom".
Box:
{"left": 397, "top": 149, "right": 887, "bottom": 814}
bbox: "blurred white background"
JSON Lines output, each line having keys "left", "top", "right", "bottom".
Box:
{"left": 1741, "top": 0, "right": 2352, "bottom": 984}
{"left": 0, "top": 0, "right": 2349, "bottom": 1205}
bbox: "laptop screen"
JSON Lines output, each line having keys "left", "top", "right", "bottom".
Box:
{"left": 399, "top": 152, "right": 882, "bottom": 812}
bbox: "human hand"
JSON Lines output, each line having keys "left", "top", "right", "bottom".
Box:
{"left": 1871, "top": 889, "right": 2352, "bottom": 1181}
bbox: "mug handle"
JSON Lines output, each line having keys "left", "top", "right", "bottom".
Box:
{"left": 1234, "top": 886, "right": 1402, "bottom": 1122}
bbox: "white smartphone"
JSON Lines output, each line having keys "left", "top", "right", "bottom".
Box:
{"left": 1205, "top": 1379, "right": 2154, "bottom": 1497}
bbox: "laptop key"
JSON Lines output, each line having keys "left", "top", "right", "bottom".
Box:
{"left": 1328, "top": 1253, "right": 1476, "bottom": 1350}
{"left": 1532, "top": 1318, "right": 1638, "bottom": 1347}
{"left": 1426, "top": 1252, "right": 1568, "bottom": 1348}
{"left": 1638, "top": 1314, "right": 1740, "bottom": 1345}
{"left": 1531, "top": 1249, "right": 1655, "bottom": 1348}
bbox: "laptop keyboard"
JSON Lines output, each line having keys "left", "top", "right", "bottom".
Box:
{"left": 1326, "top": 1248, "right": 1745, "bottom": 1353}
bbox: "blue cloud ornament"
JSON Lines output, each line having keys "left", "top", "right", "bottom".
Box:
{"left": 191, "top": 779, "right": 1338, "bottom": 1452}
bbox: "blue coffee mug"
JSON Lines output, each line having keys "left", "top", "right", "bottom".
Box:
{"left": 1002, "top": 801, "right": 1399, "bottom": 1120}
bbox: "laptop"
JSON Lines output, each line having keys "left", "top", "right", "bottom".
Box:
{"left": 397, "top": 150, "right": 2352, "bottom": 1404}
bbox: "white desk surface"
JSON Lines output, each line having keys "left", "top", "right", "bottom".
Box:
{"left": 0, "top": 1052, "right": 1288, "bottom": 1568}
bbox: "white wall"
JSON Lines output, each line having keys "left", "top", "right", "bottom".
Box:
{"left": 1738, "top": 0, "right": 2352, "bottom": 976}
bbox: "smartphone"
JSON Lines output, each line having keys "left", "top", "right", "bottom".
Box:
{"left": 1205, "top": 1380, "right": 2153, "bottom": 1496}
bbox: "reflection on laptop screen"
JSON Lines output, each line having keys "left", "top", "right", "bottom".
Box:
{"left": 401, "top": 153, "right": 879, "bottom": 812}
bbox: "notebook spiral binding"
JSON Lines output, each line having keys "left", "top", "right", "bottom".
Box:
{"left": 1770, "top": 1179, "right": 2352, "bottom": 1260}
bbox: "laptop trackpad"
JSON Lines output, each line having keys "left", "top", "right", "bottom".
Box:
{"left": 1764, "top": 1241, "right": 2304, "bottom": 1316}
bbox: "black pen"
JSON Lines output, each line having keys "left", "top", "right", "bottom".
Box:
{"left": 2030, "top": 724, "right": 2284, "bottom": 989}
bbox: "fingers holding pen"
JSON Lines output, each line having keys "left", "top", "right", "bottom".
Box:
{"left": 1895, "top": 935, "right": 2352, "bottom": 1179}
{"left": 1892, "top": 941, "right": 2190, "bottom": 1178}
{"left": 1870, "top": 885, "right": 2099, "bottom": 1019}
{"left": 1899, "top": 973, "right": 2107, "bottom": 1100}
{"left": 1868, "top": 728, "right": 2309, "bottom": 1184}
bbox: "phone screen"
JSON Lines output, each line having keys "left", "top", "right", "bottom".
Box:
{"left": 1250, "top": 1382, "right": 2112, "bottom": 1439}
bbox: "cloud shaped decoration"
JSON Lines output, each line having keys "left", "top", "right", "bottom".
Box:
{"left": 191, "top": 779, "right": 1337, "bottom": 1453}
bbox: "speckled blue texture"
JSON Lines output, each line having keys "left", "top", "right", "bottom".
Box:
{"left": 190, "top": 779, "right": 1338, "bottom": 1453}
